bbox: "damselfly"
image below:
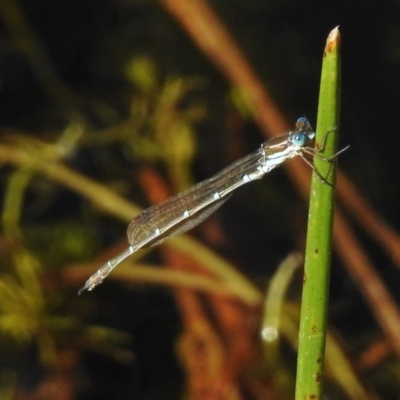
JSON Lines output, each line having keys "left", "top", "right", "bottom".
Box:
{"left": 79, "top": 117, "right": 343, "bottom": 294}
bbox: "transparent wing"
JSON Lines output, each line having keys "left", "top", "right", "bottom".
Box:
{"left": 80, "top": 147, "right": 267, "bottom": 294}
{"left": 127, "top": 147, "right": 269, "bottom": 247}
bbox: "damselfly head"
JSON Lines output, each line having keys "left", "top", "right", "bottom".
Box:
{"left": 295, "top": 117, "right": 315, "bottom": 140}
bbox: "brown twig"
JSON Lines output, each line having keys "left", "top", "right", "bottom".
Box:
{"left": 333, "top": 206, "right": 400, "bottom": 356}
{"left": 337, "top": 172, "right": 400, "bottom": 266}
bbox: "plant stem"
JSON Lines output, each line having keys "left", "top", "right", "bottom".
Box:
{"left": 295, "top": 26, "right": 341, "bottom": 400}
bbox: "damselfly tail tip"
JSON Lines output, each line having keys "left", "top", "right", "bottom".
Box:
{"left": 78, "top": 285, "right": 86, "bottom": 295}
{"left": 78, "top": 281, "right": 93, "bottom": 295}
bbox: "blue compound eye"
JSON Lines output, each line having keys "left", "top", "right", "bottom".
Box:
{"left": 291, "top": 133, "right": 307, "bottom": 146}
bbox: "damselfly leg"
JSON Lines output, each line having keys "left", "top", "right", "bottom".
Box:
{"left": 300, "top": 127, "right": 349, "bottom": 185}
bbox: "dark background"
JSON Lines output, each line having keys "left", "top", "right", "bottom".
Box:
{"left": 1, "top": 0, "right": 400, "bottom": 399}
